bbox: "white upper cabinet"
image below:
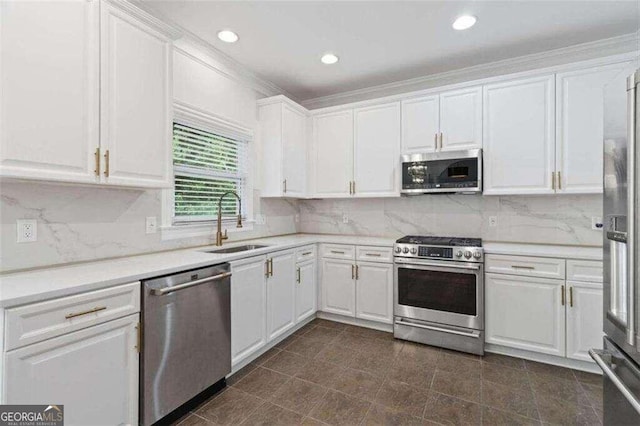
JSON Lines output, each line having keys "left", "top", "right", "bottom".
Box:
{"left": 439, "top": 87, "right": 482, "bottom": 151}
{"left": 556, "top": 62, "right": 634, "bottom": 194}
{"left": 483, "top": 75, "right": 556, "bottom": 195}
{"left": 353, "top": 102, "right": 401, "bottom": 197}
{"left": 258, "top": 96, "right": 308, "bottom": 198}
{"left": 100, "top": 2, "right": 173, "bottom": 188}
{"left": 401, "top": 95, "right": 439, "bottom": 153}
{"left": 312, "top": 110, "right": 354, "bottom": 197}
{"left": 0, "top": 0, "right": 99, "bottom": 184}
{"left": 401, "top": 87, "right": 482, "bottom": 154}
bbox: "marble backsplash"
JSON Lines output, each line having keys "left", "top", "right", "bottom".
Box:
{"left": 298, "top": 194, "right": 604, "bottom": 247}
{"left": 0, "top": 182, "right": 299, "bottom": 272}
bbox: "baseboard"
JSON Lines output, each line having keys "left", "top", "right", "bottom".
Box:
{"left": 316, "top": 311, "right": 393, "bottom": 333}
{"left": 485, "top": 343, "right": 601, "bottom": 374}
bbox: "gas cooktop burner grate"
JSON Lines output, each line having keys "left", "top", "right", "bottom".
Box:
{"left": 395, "top": 235, "right": 482, "bottom": 247}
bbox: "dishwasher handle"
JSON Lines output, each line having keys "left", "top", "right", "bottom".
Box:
{"left": 150, "top": 272, "right": 232, "bottom": 296}
{"left": 590, "top": 348, "right": 640, "bottom": 414}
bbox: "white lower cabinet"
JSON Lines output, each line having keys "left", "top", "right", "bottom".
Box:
{"left": 296, "top": 260, "right": 317, "bottom": 322}
{"left": 266, "top": 250, "right": 296, "bottom": 341}
{"left": 486, "top": 273, "right": 566, "bottom": 357}
{"left": 566, "top": 280, "right": 604, "bottom": 362}
{"left": 230, "top": 255, "right": 267, "bottom": 365}
{"left": 4, "top": 314, "right": 139, "bottom": 426}
{"left": 319, "top": 244, "right": 393, "bottom": 323}
{"left": 355, "top": 262, "right": 393, "bottom": 324}
{"left": 321, "top": 258, "right": 356, "bottom": 316}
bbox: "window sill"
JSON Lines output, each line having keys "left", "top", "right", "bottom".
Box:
{"left": 160, "top": 221, "right": 255, "bottom": 241}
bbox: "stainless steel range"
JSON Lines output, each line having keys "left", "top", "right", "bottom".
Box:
{"left": 393, "top": 236, "right": 484, "bottom": 355}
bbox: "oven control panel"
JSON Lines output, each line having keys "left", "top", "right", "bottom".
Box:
{"left": 394, "top": 244, "right": 483, "bottom": 263}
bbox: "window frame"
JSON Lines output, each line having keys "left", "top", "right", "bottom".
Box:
{"left": 161, "top": 102, "right": 254, "bottom": 240}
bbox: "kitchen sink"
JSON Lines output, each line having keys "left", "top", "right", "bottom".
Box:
{"left": 202, "top": 244, "right": 269, "bottom": 254}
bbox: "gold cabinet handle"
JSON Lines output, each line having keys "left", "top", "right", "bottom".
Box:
{"left": 265, "top": 259, "right": 270, "bottom": 277}
{"left": 561, "top": 285, "right": 565, "bottom": 306}
{"left": 135, "top": 322, "right": 142, "bottom": 353}
{"left": 439, "top": 132, "right": 443, "bottom": 150}
{"left": 349, "top": 181, "right": 352, "bottom": 195}
{"left": 351, "top": 264, "right": 355, "bottom": 280}
{"left": 434, "top": 133, "right": 438, "bottom": 150}
{"left": 366, "top": 253, "right": 381, "bottom": 257}
{"left": 355, "top": 265, "right": 359, "bottom": 280}
{"left": 352, "top": 181, "right": 355, "bottom": 195}
{"left": 330, "top": 250, "right": 345, "bottom": 254}
{"left": 511, "top": 265, "right": 535, "bottom": 270}
{"left": 65, "top": 306, "right": 107, "bottom": 320}
{"left": 296, "top": 267, "right": 301, "bottom": 283}
{"left": 94, "top": 147, "right": 101, "bottom": 176}
{"left": 557, "top": 171, "right": 562, "bottom": 190}
{"left": 302, "top": 251, "right": 313, "bottom": 256}
{"left": 283, "top": 179, "right": 287, "bottom": 193}
{"left": 552, "top": 171, "right": 556, "bottom": 190}
{"left": 104, "top": 149, "right": 110, "bottom": 177}
{"left": 569, "top": 286, "right": 573, "bottom": 307}
{"left": 269, "top": 258, "right": 273, "bottom": 277}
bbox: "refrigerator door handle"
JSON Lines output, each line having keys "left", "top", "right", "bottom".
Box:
{"left": 627, "top": 74, "right": 638, "bottom": 347}
{"left": 590, "top": 348, "right": 640, "bottom": 415}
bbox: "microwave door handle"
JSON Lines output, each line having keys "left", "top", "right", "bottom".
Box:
{"left": 628, "top": 74, "right": 637, "bottom": 347}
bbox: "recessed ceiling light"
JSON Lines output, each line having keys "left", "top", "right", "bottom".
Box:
{"left": 217, "top": 30, "right": 239, "bottom": 43}
{"left": 320, "top": 53, "right": 339, "bottom": 65}
{"left": 452, "top": 15, "right": 477, "bottom": 30}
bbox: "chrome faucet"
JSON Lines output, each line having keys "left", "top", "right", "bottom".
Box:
{"left": 215, "top": 191, "right": 242, "bottom": 246}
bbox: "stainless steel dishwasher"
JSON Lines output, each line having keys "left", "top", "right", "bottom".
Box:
{"left": 140, "top": 263, "right": 231, "bottom": 426}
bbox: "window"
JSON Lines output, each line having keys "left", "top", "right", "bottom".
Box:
{"left": 171, "top": 122, "right": 249, "bottom": 225}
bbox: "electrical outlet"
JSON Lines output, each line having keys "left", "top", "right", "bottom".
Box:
{"left": 255, "top": 214, "right": 266, "bottom": 225}
{"left": 342, "top": 213, "right": 349, "bottom": 224}
{"left": 592, "top": 216, "right": 603, "bottom": 230}
{"left": 489, "top": 216, "right": 498, "bottom": 227}
{"left": 146, "top": 216, "right": 157, "bottom": 234}
{"left": 17, "top": 219, "right": 37, "bottom": 243}
{"left": 294, "top": 214, "right": 300, "bottom": 223}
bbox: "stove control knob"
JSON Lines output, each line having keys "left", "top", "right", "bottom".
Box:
{"left": 456, "top": 250, "right": 463, "bottom": 258}
{"left": 394, "top": 247, "right": 402, "bottom": 254}
{"left": 410, "top": 248, "right": 418, "bottom": 255}
{"left": 464, "top": 250, "right": 472, "bottom": 259}
{"left": 473, "top": 251, "right": 482, "bottom": 259}
{"left": 403, "top": 247, "right": 410, "bottom": 254}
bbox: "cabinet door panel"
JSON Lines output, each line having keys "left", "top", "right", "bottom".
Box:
{"left": 312, "top": 110, "right": 353, "bottom": 197}
{"left": 321, "top": 258, "right": 356, "bottom": 316}
{"left": 0, "top": 0, "right": 99, "bottom": 183}
{"left": 267, "top": 251, "right": 296, "bottom": 340}
{"left": 4, "top": 315, "right": 138, "bottom": 426}
{"left": 231, "top": 256, "right": 267, "bottom": 365}
{"left": 101, "top": 4, "right": 172, "bottom": 188}
{"left": 485, "top": 273, "right": 565, "bottom": 356}
{"left": 259, "top": 103, "right": 284, "bottom": 197}
{"left": 556, "top": 63, "right": 633, "bottom": 193}
{"left": 296, "top": 260, "right": 317, "bottom": 322}
{"left": 282, "top": 105, "right": 307, "bottom": 197}
{"left": 354, "top": 102, "right": 400, "bottom": 197}
{"left": 401, "top": 96, "right": 439, "bottom": 153}
{"left": 439, "top": 87, "right": 482, "bottom": 151}
{"left": 566, "top": 281, "right": 603, "bottom": 362}
{"left": 355, "top": 262, "right": 393, "bottom": 324}
{"left": 483, "top": 75, "right": 555, "bottom": 195}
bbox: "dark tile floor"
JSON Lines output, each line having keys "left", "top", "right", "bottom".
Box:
{"left": 174, "top": 319, "right": 603, "bottom": 425}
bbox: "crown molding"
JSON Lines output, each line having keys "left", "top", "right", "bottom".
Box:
{"left": 301, "top": 32, "right": 640, "bottom": 110}
{"left": 129, "top": 0, "right": 294, "bottom": 100}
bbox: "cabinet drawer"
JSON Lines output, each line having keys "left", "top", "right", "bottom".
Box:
{"left": 356, "top": 246, "right": 393, "bottom": 263}
{"left": 5, "top": 282, "right": 140, "bottom": 350}
{"left": 566, "top": 260, "right": 603, "bottom": 283}
{"left": 485, "top": 254, "right": 565, "bottom": 279}
{"left": 296, "top": 245, "right": 317, "bottom": 262}
{"left": 321, "top": 244, "right": 355, "bottom": 260}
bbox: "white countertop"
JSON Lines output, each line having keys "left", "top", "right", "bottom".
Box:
{"left": 0, "top": 233, "right": 600, "bottom": 308}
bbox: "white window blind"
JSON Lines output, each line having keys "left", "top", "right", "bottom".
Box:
{"left": 172, "top": 122, "right": 248, "bottom": 224}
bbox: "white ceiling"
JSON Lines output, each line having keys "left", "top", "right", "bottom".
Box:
{"left": 146, "top": 1, "right": 639, "bottom": 101}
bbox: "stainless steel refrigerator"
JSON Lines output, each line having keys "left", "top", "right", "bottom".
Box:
{"left": 590, "top": 66, "right": 640, "bottom": 424}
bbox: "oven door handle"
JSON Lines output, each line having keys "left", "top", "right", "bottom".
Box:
{"left": 395, "top": 318, "right": 482, "bottom": 338}
{"left": 394, "top": 257, "right": 481, "bottom": 271}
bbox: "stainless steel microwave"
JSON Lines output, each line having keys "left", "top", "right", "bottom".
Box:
{"left": 401, "top": 149, "right": 482, "bottom": 194}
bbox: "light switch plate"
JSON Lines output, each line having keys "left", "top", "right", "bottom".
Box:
{"left": 294, "top": 214, "right": 300, "bottom": 223}
{"left": 146, "top": 216, "right": 157, "bottom": 234}
{"left": 342, "top": 213, "right": 349, "bottom": 224}
{"left": 17, "top": 219, "right": 37, "bottom": 243}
